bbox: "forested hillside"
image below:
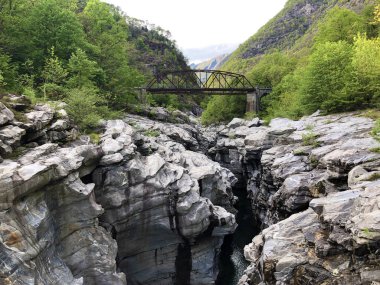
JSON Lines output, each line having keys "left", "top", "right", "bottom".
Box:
{"left": 202, "top": 0, "right": 380, "bottom": 130}
{"left": 0, "top": 0, "right": 190, "bottom": 130}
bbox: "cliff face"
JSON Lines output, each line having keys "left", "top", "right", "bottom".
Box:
{"left": 0, "top": 96, "right": 238, "bottom": 285}
{"left": 0, "top": 96, "right": 124, "bottom": 284}
{"left": 206, "top": 112, "right": 380, "bottom": 284}
{"left": 1, "top": 95, "right": 380, "bottom": 285}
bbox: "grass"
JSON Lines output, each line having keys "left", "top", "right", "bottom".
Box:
{"left": 302, "top": 132, "right": 320, "bottom": 147}
{"left": 89, "top": 133, "right": 101, "bottom": 145}
{"left": 370, "top": 147, "right": 380, "bottom": 153}
{"left": 361, "top": 109, "right": 380, "bottom": 120}
{"left": 244, "top": 111, "right": 257, "bottom": 120}
{"left": 305, "top": 124, "right": 314, "bottom": 131}
{"left": 293, "top": 149, "right": 309, "bottom": 156}
{"left": 371, "top": 119, "right": 380, "bottom": 141}
{"left": 367, "top": 173, "right": 380, "bottom": 181}
{"left": 144, "top": 129, "right": 160, "bottom": 137}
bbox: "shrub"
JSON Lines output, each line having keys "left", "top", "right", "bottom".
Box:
{"left": 65, "top": 87, "right": 118, "bottom": 131}
{"left": 201, "top": 95, "right": 246, "bottom": 125}
{"left": 302, "top": 132, "right": 320, "bottom": 147}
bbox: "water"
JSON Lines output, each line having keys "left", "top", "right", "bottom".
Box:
{"left": 216, "top": 186, "right": 259, "bottom": 285}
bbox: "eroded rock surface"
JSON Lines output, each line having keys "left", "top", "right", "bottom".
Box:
{"left": 2, "top": 98, "right": 380, "bottom": 285}
{"left": 207, "top": 113, "right": 380, "bottom": 285}
{"left": 93, "top": 118, "right": 237, "bottom": 284}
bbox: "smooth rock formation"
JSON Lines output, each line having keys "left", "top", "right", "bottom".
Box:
{"left": 1, "top": 96, "right": 379, "bottom": 285}
{"left": 93, "top": 117, "right": 238, "bottom": 285}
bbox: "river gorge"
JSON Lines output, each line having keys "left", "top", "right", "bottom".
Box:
{"left": 1, "top": 96, "right": 380, "bottom": 285}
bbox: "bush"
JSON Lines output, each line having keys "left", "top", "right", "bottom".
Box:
{"left": 23, "top": 87, "right": 38, "bottom": 104}
{"left": 65, "top": 87, "right": 118, "bottom": 131}
{"left": 201, "top": 95, "right": 246, "bottom": 125}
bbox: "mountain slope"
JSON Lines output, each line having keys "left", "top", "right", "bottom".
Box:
{"left": 191, "top": 53, "right": 230, "bottom": 70}
{"left": 223, "top": 0, "right": 376, "bottom": 73}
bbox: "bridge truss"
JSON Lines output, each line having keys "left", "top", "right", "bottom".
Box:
{"left": 145, "top": 69, "right": 257, "bottom": 95}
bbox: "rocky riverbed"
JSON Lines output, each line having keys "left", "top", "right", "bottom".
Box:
{"left": 0, "top": 95, "right": 379, "bottom": 284}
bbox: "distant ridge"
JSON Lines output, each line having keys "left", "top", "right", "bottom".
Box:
{"left": 190, "top": 53, "right": 230, "bottom": 70}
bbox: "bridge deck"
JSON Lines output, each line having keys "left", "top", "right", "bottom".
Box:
{"left": 144, "top": 87, "right": 256, "bottom": 95}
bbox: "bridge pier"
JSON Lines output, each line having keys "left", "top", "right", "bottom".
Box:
{"left": 246, "top": 92, "right": 259, "bottom": 114}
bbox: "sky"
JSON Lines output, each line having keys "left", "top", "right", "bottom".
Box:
{"left": 103, "top": 0, "right": 288, "bottom": 51}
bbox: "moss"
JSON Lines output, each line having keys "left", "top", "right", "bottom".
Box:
{"left": 144, "top": 129, "right": 160, "bottom": 137}
{"left": 309, "top": 155, "right": 319, "bottom": 168}
{"left": 293, "top": 149, "right": 309, "bottom": 156}
{"left": 367, "top": 173, "right": 380, "bottom": 181}
{"left": 370, "top": 147, "right": 380, "bottom": 153}
{"left": 89, "top": 133, "right": 101, "bottom": 145}
{"left": 4, "top": 147, "right": 26, "bottom": 160}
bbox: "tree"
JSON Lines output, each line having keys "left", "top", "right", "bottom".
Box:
{"left": 67, "top": 48, "right": 102, "bottom": 88}
{"left": 350, "top": 35, "right": 380, "bottom": 107}
{"left": 300, "top": 41, "right": 354, "bottom": 113}
{"left": 2, "top": 0, "right": 87, "bottom": 70}
{"left": 315, "top": 7, "right": 366, "bottom": 44}
{"left": 81, "top": 0, "right": 144, "bottom": 107}
{"left": 201, "top": 95, "right": 246, "bottom": 125}
{"left": 246, "top": 51, "right": 298, "bottom": 87}
{"left": 41, "top": 47, "right": 68, "bottom": 99}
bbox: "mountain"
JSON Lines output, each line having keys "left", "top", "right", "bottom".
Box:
{"left": 190, "top": 53, "right": 230, "bottom": 70}
{"left": 183, "top": 43, "right": 238, "bottom": 64}
{"left": 223, "top": 0, "right": 377, "bottom": 73}
{"left": 202, "top": 0, "right": 379, "bottom": 125}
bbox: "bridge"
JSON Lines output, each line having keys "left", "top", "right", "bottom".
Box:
{"left": 143, "top": 69, "right": 271, "bottom": 113}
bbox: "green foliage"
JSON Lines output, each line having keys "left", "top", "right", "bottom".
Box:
{"left": 300, "top": 41, "right": 354, "bottom": 113}
{"left": 41, "top": 48, "right": 68, "bottom": 100}
{"left": 67, "top": 48, "right": 102, "bottom": 88}
{"left": 350, "top": 35, "right": 380, "bottom": 107}
{"left": 302, "top": 132, "right": 320, "bottom": 147}
{"left": 246, "top": 51, "right": 298, "bottom": 87}
{"left": 315, "top": 7, "right": 366, "bottom": 44}
{"left": 220, "top": 1, "right": 380, "bottom": 123}
{"left": 370, "top": 146, "right": 380, "bottom": 153}
{"left": 144, "top": 129, "right": 160, "bottom": 137}
{"left": 244, "top": 111, "right": 257, "bottom": 120}
{"left": 3, "top": 0, "right": 86, "bottom": 67}
{"left": 0, "top": 51, "right": 17, "bottom": 91}
{"left": 201, "top": 95, "right": 246, "bottom": 125}
{"left": 89, "top": 132, "right": 101, "bottom": 144}
{"left": 372, "top": 119, "right": 380, "bottom": 141}
{"left": 65, "top": 87, "right": 117, "bottom": 131}
{"left": 23, "top": 87, "right": 38, "bottom": 104}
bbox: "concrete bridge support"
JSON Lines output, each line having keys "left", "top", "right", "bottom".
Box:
{"left": 246, "top": 92, "right": 260, "bottom": 114}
